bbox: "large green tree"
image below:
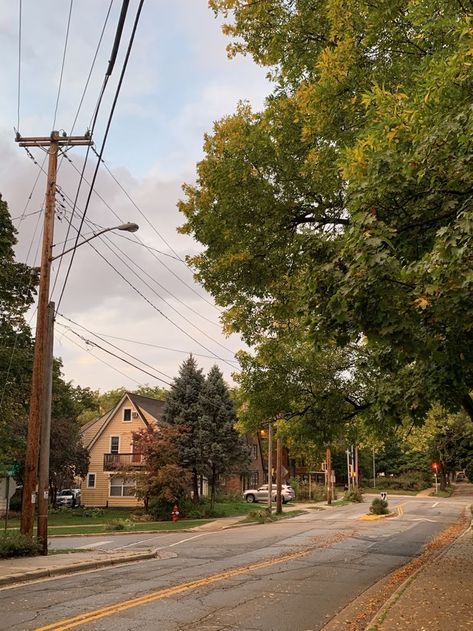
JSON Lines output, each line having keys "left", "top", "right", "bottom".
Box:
{"left": 163, "top": 356, "right": 206, "bottom": 501}
{"left": 199, "top": 365, "right": 249, "bottom": 507}
{"left": 0, "top": 194, "right": 37, "bottom": 471}
{"left": 180, "top": 1, "right": 473, "bottom": 429}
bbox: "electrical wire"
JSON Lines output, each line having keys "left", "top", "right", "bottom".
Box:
{"left": 52, "top": 0, "right": 74, "bottom": 130}
{"left": 58, "top": 330, "right": 143, "bottom": 387}
{"left": 57, "top": 313, "right": 239, "bottom": 364}
{"left": 57, "top": 324, "right": 171, "bottom": 386}
{"left": 55, "top": 0, "right": 144, "bottom": 314}
{"left": 55, "top": 314, "right": 174, "bottom": 381}
{"left": 16, "top": 0, "right": 22, "bottom": 132}
{"left": 91, "top": 146, "right": 221, "bottom": 311}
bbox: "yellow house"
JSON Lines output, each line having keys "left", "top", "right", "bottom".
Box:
{"left": 80, "top": 392, "right": 164, "bottom": 507}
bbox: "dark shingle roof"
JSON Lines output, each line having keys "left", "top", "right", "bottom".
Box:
{"left": 128, "top": 393, "right": 165, "bottom": 422}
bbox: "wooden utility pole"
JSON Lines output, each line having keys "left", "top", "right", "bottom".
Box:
{"left": 267, "top": 422, "right": 273, "bottom": 513}
{"left": 17, "top": 131, "right": 92, "bottom": 537}
{"left": 276, "top": 437, "right": 283, "bottom": 514}
{"left": 326, "top": 447, "right": 332, "bottom": 505}
{"left": 37, "top": 302, "right": 54, "bottom": 554}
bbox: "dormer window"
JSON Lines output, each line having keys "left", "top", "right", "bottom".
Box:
{"left": 123, "top": 408, "right": 132, "bottom": 422}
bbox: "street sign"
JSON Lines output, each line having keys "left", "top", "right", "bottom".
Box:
{"left": 380, "top": 492, "right": 388, "bottom": 501}
{"left": 0, "top": 477, "right": 16, "bottom": 501}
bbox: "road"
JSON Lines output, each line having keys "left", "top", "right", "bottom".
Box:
{"left": 0, "top": 496, "right": 469, "bottom": 631}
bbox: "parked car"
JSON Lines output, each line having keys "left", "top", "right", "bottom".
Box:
{"left": 56, "top": 489, "right": 81, "bottom": 507}
{"left": 456, "top": 471, "right": 466, "bottom": 482}
{"left": 243, "top": 484, "right": 295, "bottom": 504}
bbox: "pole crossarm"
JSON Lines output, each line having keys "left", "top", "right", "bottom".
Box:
{"left": 16, "top": 131, "right": 93, "bottom": 148}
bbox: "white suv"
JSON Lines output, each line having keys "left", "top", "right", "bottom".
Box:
{"left": 243, "top": 484, "right": 295, "bottom": 504}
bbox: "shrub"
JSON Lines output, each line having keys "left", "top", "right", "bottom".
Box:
{"left": 247, "top": 508, "right": 275, "bottom": 524}
{"left": 104, "top": 520, "right": 132, "bottom": 531}
{"left": 344, "top": 488, "right": 363, "bottom": 503}
{"left": 370, "top": 498, "right": 389, "bottom": 515}
{"left": 465, "top": 461, "right": 473, "bottom": 482}
{"left": 375, "top": 472, "right": 429, "bottom": 492}
{"left": 0, "top": 533, "right": 42, "bottom": 559}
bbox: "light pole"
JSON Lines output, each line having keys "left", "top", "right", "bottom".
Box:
{"left": 22, "top": 209, "right": 139, "bottom": 546}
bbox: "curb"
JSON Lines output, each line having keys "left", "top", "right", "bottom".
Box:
{"left": 0, "top": 550, "right": 157, "bottom": 588}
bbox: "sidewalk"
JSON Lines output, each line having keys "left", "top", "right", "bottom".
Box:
{"left": 0, "top": 515, "right": 246, "bottom": 588}
{"left": 371, "top": 526, "right": 473, "bottom": 631}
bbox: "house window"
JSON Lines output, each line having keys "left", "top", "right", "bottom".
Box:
{"left": 123, "top": 408, "right": 132, "bottom": 422}
{"left": 251, "top": 444, "right": 257, "bottom": 460}
{"left": 249, "top": 472, "right": 259, "bottom": 487}
{"left": 110, "top": 476, "right": 136, "bottom": 497}
{"left": 110, "top": 436, "right": 119, "bottom": 454}
{"left": 87, "top": 473, "right": 96, "bottom": 488}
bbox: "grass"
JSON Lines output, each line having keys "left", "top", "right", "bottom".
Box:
{"left": 241, "top": 508, "right": 305, "bottom": 524}
{"left": 363, "top": 488, "right": 419, "bottom": 496}
{"left": 430, "top": 488, "right": 454, "bottom": 498}
{"left": 210, "top": 500, "right": 259, "bottom": 517}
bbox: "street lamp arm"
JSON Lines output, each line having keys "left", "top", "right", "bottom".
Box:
{"left": 50, "top": 222, "right": 139, "bottom": 261}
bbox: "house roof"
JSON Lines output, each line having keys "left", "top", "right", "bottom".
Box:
{"left": 80, "top": 392, "right": 165, "bottom": 450}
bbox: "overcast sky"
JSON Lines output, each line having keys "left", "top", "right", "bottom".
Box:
{"left": 0, "top": 0, "right": 269, "bottom": 392}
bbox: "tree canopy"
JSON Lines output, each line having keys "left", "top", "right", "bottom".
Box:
{"left": 180, "top": 1, "right": 473, "bottom": 429}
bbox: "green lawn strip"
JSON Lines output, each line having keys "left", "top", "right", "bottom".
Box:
{"left": 363, "top": 489, "right": 419, "bottom": 496}
{"left": 47, "top": 519, "right": 211, "bottom": 535}
{"left": 212, "top": 501, "right": 258, "bottom": 517}
{"left": 430, "top": 488, "right": 453, "bottom": 498}
{"left": 240, "top": 509, "right": 306, "bottom": 524}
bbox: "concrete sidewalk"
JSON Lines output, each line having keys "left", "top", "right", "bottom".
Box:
{"left": 371, "top": 526, "right": 473, "bottom": 631}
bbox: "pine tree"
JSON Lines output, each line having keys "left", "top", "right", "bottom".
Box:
{"left": 199, "top": 365, "right": 249, "bottom": 508}
{"left": 163, "top": 355, "right": 206, "bottom": 502}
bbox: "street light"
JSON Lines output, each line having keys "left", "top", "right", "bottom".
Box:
{"left": 22, "top": 214, "right": 139, "bottom": 552}
{"left": 50, "top": 222, "right": 139, "bottom": 261}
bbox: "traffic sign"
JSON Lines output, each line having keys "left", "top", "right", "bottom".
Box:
{"left": 0, "top": 477, "right": 17, "bottom": 501}
{"left": 380, "top": 492, "right": 388, "bottom": 501}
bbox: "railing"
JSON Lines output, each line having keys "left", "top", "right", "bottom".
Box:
{"left": 103, "top": 453, "right": 144, "bottom": 470}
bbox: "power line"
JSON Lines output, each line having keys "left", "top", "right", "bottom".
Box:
{"left": 16, "top": 0, "right": 22, "bottom": 132}
{"left": 59, "top": 316, "right": 239, "bottom": 364}
{"left": 56, "top": 313, "right": 175, "bottom": 381}
{"left": 62, "top": 149, "right": 219, "bottom": 310}
{"left": 55, "top": 0, "right": 144, "bottom": 313}
{"left": 58, "top": 330, "right": 143, "bottom": 387}
{"left": 52, "top": 0, "right": 74, "bottom": 130}
{"left": 57, "top": 323, "right": 171, "bottom": 386}
{"left": 50, "top": 0, "right": 115, "bottom": 295}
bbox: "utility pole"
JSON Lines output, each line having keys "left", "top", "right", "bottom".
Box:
{"left": 276, "top": 437, "right": 282, "bottom": 514}
{"left": 17, "top": 131, "right": 92, "bottom": 537}
{"left": 346, "top": 449, "right": 351, "bottom": 491}
{"left": 37, "top": 302, "right": 54, "bottom": 554}
{"left": 354, "top": 445, "right": 359, "bottom": 488}
{"left": 267, "top": 422, "right": 273, "bottom": 513}
{"left": 326, "top": 447, "right": 332, "bottom": 505}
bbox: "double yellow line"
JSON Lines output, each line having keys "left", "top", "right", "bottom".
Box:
{"left": 396, "top": 503, "right": 405, "bottom": 517}
{"left": 36, "top": 548, "right": 310, "bottom": 630}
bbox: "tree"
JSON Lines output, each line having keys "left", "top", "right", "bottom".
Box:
{"left": 0, "top": 194, "right": 38, "bottom": 471}
{"left": 180, "top": 2, "right": 473, "bottom": 430}
{"left": 199, "top": 365, "right": 249, "bottom": 508}
{"left": 134, "top": 424, "right": 191, "bottom": 516}
{"left": 163, "top": 356, "right": 206, "bottom": 502}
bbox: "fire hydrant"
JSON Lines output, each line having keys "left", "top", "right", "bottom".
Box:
{"left": 171, "top": 504, "right": 180, "bottom": 523}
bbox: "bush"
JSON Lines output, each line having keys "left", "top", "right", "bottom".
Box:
{"left": 375, "top": 472, "right": 429, "bottom": 492}
{"left": 0, "top": 533, "right": 42, "bottom": 559}
{"left": 465, "top": 461, "right": 473, "bottom": 482}
{"left": 104, "top": 520, "right": 133, "bottom": 531}
{"left": 344, "top": 488, "right": 363, "bottom": 503}
{"left": 9, "top": 496, "right": 22, "bottom": 512}
{"left": 370, "top": 498, "right": 389, "bottom": 515}
{"left": 247, "top": 508, "right": 275, "bottom": 524}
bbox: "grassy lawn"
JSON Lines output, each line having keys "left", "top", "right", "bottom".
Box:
{"left": 363, "top": 488, "right": 420, "bottom": 496}
{"left": 241, "top": 509, "right": 306, "bottom": 524}
{"left": 214, "top": 500, "right": 262, "bottom": 517}
{"left": 46, "top": 519, "right": 210, "bottom": 535}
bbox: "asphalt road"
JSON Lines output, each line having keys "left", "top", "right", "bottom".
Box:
{"left": 1, "top": 496, "right": 469, "bottom": 631}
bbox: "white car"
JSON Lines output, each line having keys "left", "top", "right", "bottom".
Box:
{"left": 243, "top": 484, "right": 295, "bottom": 504}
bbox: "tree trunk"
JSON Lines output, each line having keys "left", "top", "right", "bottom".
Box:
{"left": 192, "top": 467, "right": 199, "bottom": 503}
{"left": 439, "top": 467, "right": 447, "bottom": 491}
{"left": 462, "top": 393, "right": 473, "bottom": 422}
{"left": 210, "top": 464, "right": 216, "bottom": 511}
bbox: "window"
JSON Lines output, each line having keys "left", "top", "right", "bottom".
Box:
{"left": 249, "top": 472, "right": 259, "bottom": 487}
{"left": 123, "top": 408, "right": 132, "bottom": 422}
{"left": 110, "top": 436, "right": 119, "bottom": 454}
{"left": 110, "top": 476, "right": 136, "bottom": 497}
{"left": 251, "top": 444, "right": 257, "bottom": 460}
{"left": 87, "top": 473, "right": 96, "bottom": 488}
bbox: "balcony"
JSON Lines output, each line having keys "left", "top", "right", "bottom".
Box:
{"left": 103, "top": 453, "right": 145, "bottom": 471}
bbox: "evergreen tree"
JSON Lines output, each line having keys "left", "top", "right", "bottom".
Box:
{"left": 163, "top": 356, "right": 206, "bottom": 502}
{"left": 199, "top": 365, "right": 249, "bottom": 508}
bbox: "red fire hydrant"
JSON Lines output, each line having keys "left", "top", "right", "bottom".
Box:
{"left": 171, "top": 504, "right": 180, "bottom": 523}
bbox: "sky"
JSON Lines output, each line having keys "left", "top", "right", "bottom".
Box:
{"left": 0, "top": 0, "right": 270, "bottom": 392}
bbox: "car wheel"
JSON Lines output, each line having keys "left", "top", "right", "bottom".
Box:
{"left": 282, "top": 497, "right": 287, "bottom": 504}
{"left": 246, "top": 494, "right": 256, "bottom": 503}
